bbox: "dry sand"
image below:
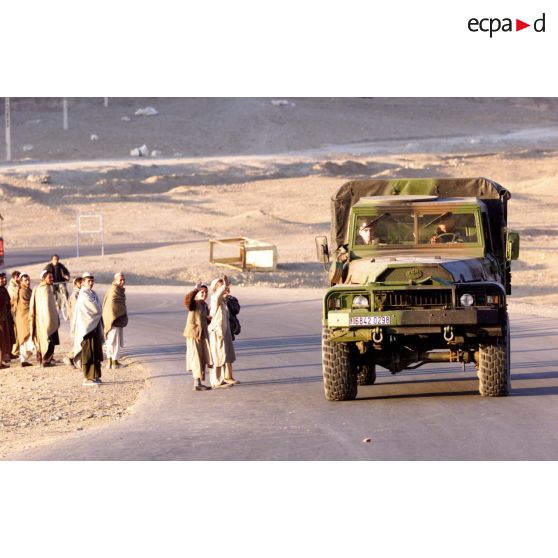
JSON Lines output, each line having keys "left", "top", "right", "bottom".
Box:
{"left": 2, "top": 149, "right": 558, "bottom": 308}
{"left": 1, "top": 98, "right": 558, "bottom": 457}
{"left": 0, "top": 322, "right": 147, "bottom": 458}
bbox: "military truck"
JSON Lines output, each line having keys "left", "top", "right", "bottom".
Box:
{"left": 315, "top": 178, "right": 520, "bottom": 401}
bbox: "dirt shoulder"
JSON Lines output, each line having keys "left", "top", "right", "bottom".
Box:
{"left": 0, "top": 324, "right": 148, "bottom": 459}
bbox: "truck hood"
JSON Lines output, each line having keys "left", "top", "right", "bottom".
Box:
{"left": 346, "top": 255, "right": 491, "bottom": 285}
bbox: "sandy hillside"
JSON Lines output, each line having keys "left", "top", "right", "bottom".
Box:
{"left": 1, "top": 98, "right": 558, "bottom": 307}
{"left": 6, "top": 97, "right": 558, "bottom": 161}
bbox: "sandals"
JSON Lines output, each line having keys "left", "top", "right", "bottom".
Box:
{"left": 212, "top": 382, "right": 233, "bottom": 388}
{"left": 224, "top": 378, "right": 239, "bottom": 385}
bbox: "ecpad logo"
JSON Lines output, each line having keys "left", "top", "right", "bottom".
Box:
{"left": 468, "top": 13, "right": 546, "bottom": 37}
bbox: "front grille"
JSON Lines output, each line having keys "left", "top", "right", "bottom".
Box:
{"left": 373, "top": 289, "right": 452, "bottom": 310}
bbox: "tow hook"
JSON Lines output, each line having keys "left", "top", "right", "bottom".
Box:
{"left": 372, "top": 327, "right": 383, "bottom": 343}
{"left": 443, "top": 325, "right": 454, "bottom": 342}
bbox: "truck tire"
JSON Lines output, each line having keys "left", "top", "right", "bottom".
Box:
{"left": 356, "top": 362, "right": 377, "bottom": 386}
{"left": 322, "top": 327, "right": 358, "bottom": 401}
{"left": 478, "top": 317, "right": 511, "bottom": 397}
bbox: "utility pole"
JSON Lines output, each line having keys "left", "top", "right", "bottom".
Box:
{"left": 63, "top": 97, "right": 68, "bottom": 130}
{"left": 4, "top": 98, "right": 11, "bottom": 162}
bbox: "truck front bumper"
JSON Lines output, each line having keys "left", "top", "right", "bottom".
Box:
{"left": 325, "top": 308, "right": 503, "bottom": 341}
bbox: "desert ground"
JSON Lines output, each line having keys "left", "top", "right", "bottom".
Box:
{"left": 0, "top": 329, "right": 147, "bottom": 458}
{"left": 1, "top": 97, "right": 558, "bottom": 456}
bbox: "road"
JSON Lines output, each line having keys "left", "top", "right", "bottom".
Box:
{"left": 2, "top": 241, "right": 198, "bottom": 269}
{"left": 10, "top": 286, "right": 558, "bottom": 460}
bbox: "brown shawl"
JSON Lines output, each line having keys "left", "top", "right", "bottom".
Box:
{"left": 183, "top": 289, "right": 210, "bottom": 342}
{"left": 0, "top": 286, "right": 11, "bottom": 322}
{"left": 0, "top": 286, "right": 16, "bottom": 350}
{"left": 13, "top": 285, "right": 32, "bottom": 344}
{"left": 102, "top": 282, "right": 128, "bottom": 338}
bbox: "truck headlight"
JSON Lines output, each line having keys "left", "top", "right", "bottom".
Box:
{"left": 460, "top": 293, "right": 474, "bottom": 307}
{"left": 352, "top": 295, "right": 370, "bottom": 309}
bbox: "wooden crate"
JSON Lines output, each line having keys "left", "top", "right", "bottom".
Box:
{"left": 209, "top": 237, "right": 278, "bottom": 271}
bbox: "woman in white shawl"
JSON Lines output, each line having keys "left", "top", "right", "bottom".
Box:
{"left": 208, "top": 275, "right": 236, "bottom": 388}
{"left": 71, "top": 272, "right": 104, "bottom": 385}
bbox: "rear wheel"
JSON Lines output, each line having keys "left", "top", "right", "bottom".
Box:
{"left": 478, "top": 317, "right": 511, "bottom": 397}
{"left": 322, "top": 327, "right": 357, "bottom": 401}
{"left": 356, "top": 361, "right": 377, "bottom": 386}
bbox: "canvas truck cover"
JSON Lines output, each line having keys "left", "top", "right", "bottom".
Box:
{"left": 331, "top": 177, "right": 511, "bottom": 251}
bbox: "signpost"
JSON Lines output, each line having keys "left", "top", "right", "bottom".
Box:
{"left": 76, "top": 214, "right": 104, "bottom": 257}
{"left": 63, "top": 98, "right": 68, "bottom": 130}
{"left": 4, "top": 97, "right": 11, "bottom": 162}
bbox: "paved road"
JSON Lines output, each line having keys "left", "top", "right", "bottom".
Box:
{"left": 3, "top": 241, "right": 199, "bottom": 269}
{"left": 11, "top": 287, "right": 558, "bottom": 460}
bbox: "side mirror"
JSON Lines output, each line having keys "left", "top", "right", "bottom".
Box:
{"left": 315, "top": 236, "right": 330, "bottom": 265}
{"left": 506, "top": 231, "right": 520, "bottom": 261}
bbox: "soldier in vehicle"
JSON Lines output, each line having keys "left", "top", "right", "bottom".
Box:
{"left": 357, "top": 219, "right": 382, "bottom": 245}
{"left": 430, "top": 217, "right": 462, "bottom": 244}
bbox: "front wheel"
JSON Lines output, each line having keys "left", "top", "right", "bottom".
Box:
{"left": 477, "top": 317, "right": 511, "bottom": 397}
{"left": 322, "top": 327, "right": 357, "bottom": 401}
{"left": 57, "top": 288, "right": 69, "bottom": 321}
{"left": 60, "top": 295, "right": 69, "bottom": 321}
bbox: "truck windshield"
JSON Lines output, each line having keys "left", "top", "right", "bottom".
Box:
{"left": 354, "top": 209, "right": 479, "bottom": 248}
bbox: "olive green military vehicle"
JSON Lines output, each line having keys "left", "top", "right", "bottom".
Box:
{"left": 315, "top": 178, "right": 520, "bottom": 401}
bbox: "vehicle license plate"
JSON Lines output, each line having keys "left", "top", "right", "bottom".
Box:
{"left": 349, "top": 315, "right": 391, "bottom": 326}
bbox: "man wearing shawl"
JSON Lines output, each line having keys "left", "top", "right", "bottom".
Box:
{"left": 184, "top": 282, "right": 212, "bottom": 391}
{"left": 7, "top": 271, "right": 20, "bottom": 299}
{"left": 12, "top": 272, "right": 34, "bottom": 366}
{"left": 29, "top": 270, "right": 60, "bottom": 367}
{"left": 8, "top": 270, "right": 21, "bottom": 358}
{"left": 63, "top": 276, "right": 83, "bottom": 367}
{"left": 0, "top": 272, "right": 16, "bottom": 367}
{"left": 102, "top": 272, "right": 128, "bottom": 369}
{"left": 72, "top": 272, "right": 104, "bottom": 385}
{"left": 208, "top": 275, "right": 236, "bottom": 388}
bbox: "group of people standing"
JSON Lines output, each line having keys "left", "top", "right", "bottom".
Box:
{"left": 184, "top": 274, "right": 240, "bottom": 391}
{"left": 0, "top": 255, "right": 128, "bottom": 387}
{"left": 2, "top": 269, "right": 60, "bottom": 367}
{"left": 1, "top": 255, "right": 241, "bottom": 393}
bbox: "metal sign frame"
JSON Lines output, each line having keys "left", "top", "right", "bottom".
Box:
{"left": 76, "top": 213, "right": 104, "bottom": 257}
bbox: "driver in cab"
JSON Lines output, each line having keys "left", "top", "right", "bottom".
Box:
{"left": 357, "top": 220, "right": 381, "bottom": 245}
{"left": 430, "top": 218, "right": 462, "bottom": 244}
